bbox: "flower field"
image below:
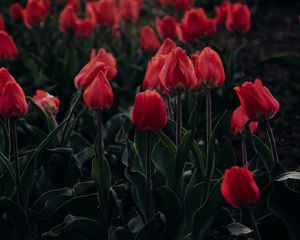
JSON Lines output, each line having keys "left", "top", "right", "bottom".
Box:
{"left": 0, "top": 0, "right": 299, "bottom": 239}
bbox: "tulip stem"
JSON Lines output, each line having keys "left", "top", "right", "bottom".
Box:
{"left": 9, "top": 119, "right": 21, "bottom": 204}
{"left": 206, "top": 90, "right": 212, "bottom": 152}
{"left": 60, "top": 92, "right": 81, "bottom": 145}
{"left": 248, "top": 208, "right": 262, "bottom": 240}
{"left": 241, "top": 136, "right": 248, "bottom": 166}
{"left": 146, "top": 131, "right": 153, "bottom": 222}
{"left": 265, "top": 119, "right": 279, "bottom": 164}
{"left": 176, "top": 93, "right": 182, "bottom": 147}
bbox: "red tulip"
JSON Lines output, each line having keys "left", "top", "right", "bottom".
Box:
{"left": 159, "top": 0, "right": 174, "bottom": 7}
{"left": 194, "top": 47, "right": 225, "bottom": 89}
{"left": 221, "top": 166, "right": 260, "bottom": 208}
{"left": 215, "top": 1, "right": 231, "bottom": 25}
{"left": 91, "top": 48, "right": 118, "bottom": 81}
{"left": 0, "top": 80, "right": 28, "bottom": 118}
{"left": 156, "top": 16, "right": 177, "bottom": 39}
{"left": 140, "top": 26, "right": 161, "bottom": 53}
{"left": 226, "top": 3, "right": 251, "bottom": 32}
{"left": 9, "top": 3, "right": 24, "bottom": 21}
{"left": 23, "top": 0, "right": 50, "bottom": 28}
{"left": 33, "top": 90, "right": 60, "bottom": 114}
{"left": 119, "top": 0, "right": 141, "bottom": 22}
{"left": 0, "top": 14, "right": 5, "bottom": 31}
{"left": 0, "top": 31, "right": 18, "bottom": 62}
{"left": 59, "top": 4, "right": 76, "bottom": 33}
{"left": 83, "top": 71, "right": 114, "bottom": 110}
{"left": 231, "top": 106, "right": 258, "bottom": 136}
{"left": 130, "top": 90, "right": 167, "bottom": 131}
{"left": 234, "top": 79, "right": 280, "bottom": 121}
{"left": 172, "top": 0, "right": 193, "bottom": 11}
{"left": 93, "top": 0, "right": 119, "bottom": 27}
{"left": 0, "top": 68, "right": 15, "bottom": 96}
{"left": 159, "top": 47, "right": 197, "bottom": 93}
{"left": 177, "top": 8, "right": 217, "bottom": 42}
{"left": 74, "top": 18, "right": 95, "bottom": 37}
{"left": 155, "top": 38, "right": 177, "bottom": 56}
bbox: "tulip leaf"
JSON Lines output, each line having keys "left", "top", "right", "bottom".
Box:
{"left": 226, "top": 222, "right": 252, "bottom": 236}
{"left": 0, "top": 151, "right": 16, "bottom": 185}
{"left": 0, "top": 118, "right": 10, "bottom": 156}
{"left": 268, "top": 182, "right": 300, "bottom": 240}
{"left": 41, "top": 215, "right": 106, "bottom": 239}
{"left": 261, "top": 53, "right": 300, "bottom": 69}
{"left": 274, "top": 171, "right": 300, "bottom": 182}
{"left": 134, "top": 131, "right": 148, "bottom": 172}
{"left": 108, "top": 226, "right": 135, "bottom": 240}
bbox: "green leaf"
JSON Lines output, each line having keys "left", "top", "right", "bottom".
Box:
{"left": 274, "top": 171, "right": 300, "bottom": 182}
{"left": 134, "top": 131, "right": 147, "bottom": 172}
{"left": 0, "top": 151, "right": 16, "bottom": 185}
{"left": 108, "top": 227, "right": 134, "bottom": 240}
{"left": 261, "top": 53, "right": 300, "bottom": 69}
{"left": 268, "top": 182, "right": 300, "bottom": 240}
{"left": 42, "top": 215, "right": 106, "bottom": 239}
{"left": 0, "top": 118, "right": 10, "bottom": 156}
{"left": 226, "top": 223, "right": 252, "bottom": 236}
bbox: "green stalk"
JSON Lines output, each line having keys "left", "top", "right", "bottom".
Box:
{"left": 146, "top": 131, "right": 153, "bottom": 221}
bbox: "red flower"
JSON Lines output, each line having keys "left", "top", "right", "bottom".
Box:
{"left": 159, "top": 0, "right": 174, "bottom": 7}
{"left": 0, "top": 14, "right": 5, "bottom": 31}
{"left": 0, "top": 79, "right": 28, "bottom": 118}
{"left": 33, "top": 90, "right": 60, "bottom": 114}
{"left": 177, "top": 8, "right": 217, "bottom": 42}
{"left": 93, "top": 0, "right": 119, "bottom": 27}
{"left": 172, "top": 0, "right": 193, "bottom": 11}
{"left": 226, "top": 3, "right": 251, "bottom": 32}
{"left": 59, "top": 4, "right": 76, "bottom": 33}
{"left": 130, "top": 90, "right": 167, "bottom": 131}
{"left": 234, "top": 79, "right": 280, "bottom": 121}
{"left": 221, "top": 166, "right": 260, "bottom": 208}
{"left": 156, "top": 16, "right": 177, "bottom": 39}
{"left": 159, "top": 47, "right": 197, "bottom": 93}
{"left": 9, "top": 3, "right": 24, "bottom": 21}
{"left": 194, "top": 47, "right": 225, "bottom": 89}
{"left": 74, "top": 18, "right": 95, "bottom": 37}
{"left": 0, "top": 68, "right": 15, "bottom": 96}
{"left": 91, "top": 48, "right": 118, "bottom": 81}
{"left": 23, "top": 0, "right": 50, "bottom": 28}
{"left": 119, "top": 0, "right": 141, "bottom": 22}
{"left": 140, "top": 26, "right": 161, "bottom": 53}
{"left": 0, "top": 31, "right": 18, "bottom": 62}
{"left": 155, "top": 38, "right": 177, "bottom": 56}
{"left": 215, "top": 1, "right": 231, "bottom": 25}
{"left": 83, "top": 71, "right": 114, "bottom": 110}
{"left": 231, "top": 106, "right": 258, "bottom": 136}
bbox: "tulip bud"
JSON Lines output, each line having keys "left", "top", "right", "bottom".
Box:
{"left": 155, "top": 38, "right": 177, "bottom": 56}
{"left": 194, "top": 47, "right": 225, "bottom": 89}
{"left": 0, "top": 14, "right": 5, "bottom": 31}
{"left": 173, "top": 0, "right": 193, "bottom": 11}
{"left": 33, "top": 90, "right": 60, "bottom": 115}
{"left": 234, "top": 79, "right": 280, "bottom": 121}
{"left": 9, "top": 3, "right": 24, "bottom": 21}
{"left": 83, "top": 71, "right": 114, "bottom": 110}
{"left": 156, "top": 16, "right": 177, "bottom": 39}
{"left": 119, "top": 0, "right": 141, "bottom": 22}
{"left": 159, "top": 47, "right": 197, "bottom": 93}
{"left": 0, "top": 31, "right": 18, "bottom": 62}
{"left": 93, "top": 0, "right": 118, "bottom": 27}
{"left": 130, "top": 90, "right": 167, "bottom": 131}
{"left": 221, "top": 166, "right": 260, "bottom": 208}
{"left": 0, "top": 68, "right": 15, "bottom": 96}
{"left": 159, "top": 0, "right": 174, "bottom": 7}
{"left": 74, "top": 18, "right": 95, "bottom": 37}
{"left": 231, "top": 106, "right": 258, "bottom": 136}
{"left": 23, "top": 0, "right": 50, "bottom": 28}
{"left": 226, "top": 3, "right": 251, "bottom": 32}
{"left": 140, "top": 26, "right": 161, "bottom": 53}
{"left": 215, "top": 1, "right": 231, "bottom": 25}
{"left": 59, "top": 4, "right": 77, "bottom": 34}
{"left": 0, "top": 80, "right": 28, "bottom": 118}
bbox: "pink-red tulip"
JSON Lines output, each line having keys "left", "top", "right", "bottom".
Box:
{"left": 215, "top": 1, "right": 231, "bottom": 25}
{"left": 159, "top": 47, "right": 197, "bottom": 92}
{"left": 0, "top": 68, "right": 15, "bottom": 96}
{"left": 74, "top": 18, "right": 95, "bottom": 37}
{"left": 140, "top": 26, "right": 161, "bottom": 53}
{"left": 234, "top": 79, "right": 280, "bottom": 121}
{"left": 33, "top": 90, "right": 60, "bottom": 114}
{"left": 23, "top": 0, "right": 51, "bottom": 28}
{"left": 155, "top": 38, "right": 177, "bottom": 56}
{"left": 59, "top": 4, "right": 76, "bottom": 33}
{"left": 231, "top": 106, "right": 258, "bottom": 136}
{"left": 9, "top": 3, "right": 24, "bottom": 21}
{"left": 130, "top": 90, "right": 167, "bottom": 131}
{"left": 221, "top": 166, "right": 260, "bottom": 208}
{"left": 119, "top": 0, "right": 142, "bottom": 22}
{"left": 93, "top": 0, "right": 119, "bottom": 27}
{"left": 172, "top": 0, "right": 193, "bottom": 11}
{"left": 83, "top": 71, "right": 114, "bottom": 110}
{"left": 194, "top": 47, "right": 225, "bottom": 89}
{"left": 0, "top": 31, "right": 18, "bottom": 62}
{"left": 156, "top": 16, "right": 177, "bottom": 39}
{"left": 226, "top": 3, "right": 251, "bottom": 32}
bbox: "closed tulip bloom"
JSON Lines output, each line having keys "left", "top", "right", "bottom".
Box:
{"left": 130, "top": 90, "right": 167, "bottom": 131}
{"left": 173, "top": 0, "right": 193, "bottom": 11}
{"left": 159, "top": 0, "right": 174, "bottom": 7}
{"left": 0, "top": 80, "right": 28, "bottom": 118}
{"left": 74, "top": 18, "right": 95, "bottom": 37}
{"left": 92, "top": 48, "right": 118, "bottom": 81}
{"left": 9, "top": 3, "right": 25, "bottom": 21}
{"left": 93, "top": 0, "right": 118, "bottom": 27}
{"left": 156, "top": 16, "right": 177, "bottom": 39}
{"left": 155, "top": 38, "right": 177, "bottom": 56}
{"left": 215, "top": 1, "right": 231, "bottom": 24}
{"left": 0, "top": 68, "right": 15, "bottom": 96}
{"left": 119, "top": 0, "right": 141, "bottom": 22}
{"left": 83, "top": 71, "right": 114, "bottom": 110}
{"left": 231, "top": 106, "right": 258, "bottom": 136}
{"left": 194, "top": 47, "right": 225, "bottom": 89}
{"left": 0, "top": 14, "right": 5, "bottom": 31}
{"left": 221, "top": 166, "right": 260, "bottom": 208}
{"left": 0, "top": 31, "right": 18, "bottom": 62}
{"left": 159, "top": 47, "right": 197, "bottom": 92}
{"left": 59, "top": 4, "right": 76, "bottom": 33}
{"left": 33, "top": 90, "right": 60, "bottom": 114}
{"left": 23, "top": 0, "right": 50, "bottom": 28}
{"left": 226, "top": 3, "right": 251, "bottom": 32}
{"left": 140, "top": 26, "right": 161, "bottom": 53}
{"left": 234, "top": 79, "right": 280, "bottom": 121}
